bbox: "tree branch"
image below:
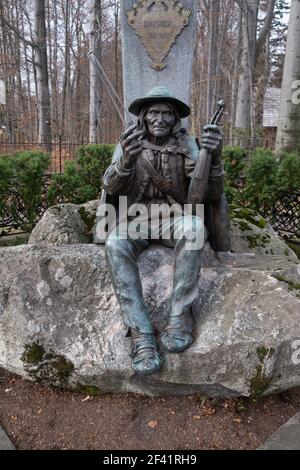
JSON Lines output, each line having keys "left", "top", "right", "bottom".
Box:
{"left": 256, "top": 0, "right": 276, "bottom": 59}
{"left": 0, "top": 11, "right": 36, "bottom": 48}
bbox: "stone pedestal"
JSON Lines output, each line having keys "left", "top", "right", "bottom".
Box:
{"left": 1, "top": 240, "right": 300, "bottom": 397}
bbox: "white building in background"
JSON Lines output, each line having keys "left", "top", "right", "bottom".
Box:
{"left": 263, "top": 88, "right": 281, "bottom": 148}
{"left": 0, "top": 79, "right": 5, "bottom": 105}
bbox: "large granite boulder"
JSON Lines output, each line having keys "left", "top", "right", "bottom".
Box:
{"left": 0, "top": 241, "right": 299, "bottom": 398}
{"left": 29, "top": 201, "right": 99, "bottom": 246}
{"left": 29, "top": 202, "right": 298, "bottom": 261}
{"left": 230, "top": 206, "right": 296, "bottom": 258}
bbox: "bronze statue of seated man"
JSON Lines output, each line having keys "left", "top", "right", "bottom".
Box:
{"left": 98, "top": 86, "right": 230, "bottom": 376}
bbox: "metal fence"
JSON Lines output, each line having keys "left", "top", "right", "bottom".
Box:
{"left": 0, "top": 176, "right": 52, "bottom": 236}
{"left": 267, "top": 191, "right": 300, "bottom": 239}
{"left": 0, "top": 138, "right": 87, "bottom": 173}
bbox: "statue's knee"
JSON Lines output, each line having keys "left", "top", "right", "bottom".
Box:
{"left": 105, "top": 237, "right": 124, "bottom": 256}
{"left": 183, "top": 216, "right": 204, "bottom": 237}
{"left": 105, "top": 237, "right": 135, "bottom": 260}
{"left": 180, "top": 216, "right": 205, "bottom": 250}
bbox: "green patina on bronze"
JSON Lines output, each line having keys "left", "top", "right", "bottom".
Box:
{"left": 101, "top": 87, "right": 230, "bottom": 375}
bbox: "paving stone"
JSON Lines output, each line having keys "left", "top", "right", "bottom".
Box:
{"left": 259, "top": 412, "right": 300, "bottom": 450}
{"left": 0, "top": 426, "right": 15, "bottom": 450}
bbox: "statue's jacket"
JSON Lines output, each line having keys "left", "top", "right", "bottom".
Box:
{"left": 94, "top": 130, "right": 231, "bottom": 252}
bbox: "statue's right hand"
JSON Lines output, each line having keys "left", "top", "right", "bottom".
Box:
{"left": 120, "top": 125, "right": 144, "bottom": 170}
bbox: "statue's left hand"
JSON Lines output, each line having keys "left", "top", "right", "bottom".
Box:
{"left": 201, "top": 124, "right": 223, "bottom": 162}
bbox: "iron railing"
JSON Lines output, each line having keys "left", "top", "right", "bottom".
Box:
{"left": 0, "top": 137, "right": 88, "bottom": 174}
{"left": 266, "top": 191, "right": 300, "bottom": 238}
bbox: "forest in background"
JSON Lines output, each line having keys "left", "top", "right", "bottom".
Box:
{"left": 0, "top": 0, "right": 295, "bottom": 149}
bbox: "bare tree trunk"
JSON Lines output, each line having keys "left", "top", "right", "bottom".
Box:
{"left": 276, "top": 0, "right": 300, "bottom": 153}
{"left": 89, "top": 0, "right": 103, "bottom": 143}
{"left": 21, "top": 7, "right": 34, "bottom": 140}
{"left": 206, "top": 0, "right": 219, "bottom": 120}
{"left": 33, "top": 0, "right": 51, "bottom": 150}
{"left": 61, "top": 0, "right": 71, "bottom": 140}
{"left": 32, "top": 47, "right": 39, "bottom": 142}
{"left": 23, "top": 2, "right": 40, "bottom": 141}
{"left": 230, "top": 6, "right": 242, "bottom": 144}
{"left": 235, "top": 0, "right": 276, "bottom": 147}
{"left": 114, "top": 0, "right": 119, "bottom": 96}
{"left": 73, "top": 0, "right": 86, "bottom": 143}
{"left": 255, "top": 34, "right": 271, "bottom": 130}
{"left": 254, "top": 0, "right": 276, "bottom": 136}
{"left": 235, "top": 0, "right": 259, "bottom": 146}
{"left": 0, "top": 3, "right": 16, "bottom": 141}
{"left": 14, "top": 2, "right": 25, "bottom": 131}
{"left": 51, "top": 0, "right": 59, "bottom": 141}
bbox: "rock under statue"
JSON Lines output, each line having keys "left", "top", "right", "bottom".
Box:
{"left": 97, "top": 86, "right": 231, "bottom": 376}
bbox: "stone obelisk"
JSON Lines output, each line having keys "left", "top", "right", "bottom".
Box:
{"left": 121, "top": 0, "right": 196, "bottom": 126}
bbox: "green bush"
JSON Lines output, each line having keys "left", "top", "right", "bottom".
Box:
{"left": 0, "top": 151, "right": 50, "bottom": 231}
{"left": 223, "top": 147, "right": 248, "bottom": 206}
{"left": 224, "top": 183, "right": 243, "bottom": 205}
{"left": 223, "top": 146, "right": 248, "bottom": 186}
{"left": 0, "top": 156, "right": 13, "bottom": 214}
{"left": 224, "top": 147, "right": 300, "bottom": 216}
{"left": 48, "top": 144, "right": 114, "bottom": 205}
{"left": 276, "top": 151, "right": 300, "bottom": 196}
{"left": 243, "top": 148, "right": 278, "bottom": 214}
{"left": 13, "top": 151, "right": 50, "bottom": 225}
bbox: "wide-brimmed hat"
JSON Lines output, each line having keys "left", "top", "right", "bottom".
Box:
{"left": 128, "top": 86, "right": 191, "bottom": 118}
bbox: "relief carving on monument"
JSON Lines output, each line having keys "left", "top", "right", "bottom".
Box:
{"left": 127, "top": 0, "right": 192, "bottom": 71}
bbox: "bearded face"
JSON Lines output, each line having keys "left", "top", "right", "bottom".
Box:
{"left": 144, "top": 102, "right": 176, "bottom": 138}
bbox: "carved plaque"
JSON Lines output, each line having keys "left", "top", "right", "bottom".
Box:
{"left": 127, "top": 0, "right": 192, "bottom": 71}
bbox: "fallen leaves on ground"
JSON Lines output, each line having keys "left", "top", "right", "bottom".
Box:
{"left": 148, "top": 420, "right": 158, "bottom": 429}
{"left": 81, "top": 396, "right": 91, "bottom": 402}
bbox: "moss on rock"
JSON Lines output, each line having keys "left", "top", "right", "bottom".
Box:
{"left": 75, "top": 384, "right": 102, "bottom": 396}
{"left": 256, "top": 346, "right": 275, "bottom": 364}
{"left": 236, "top": 220, "right": 252, "bottom": 232}
{"left": 249, "top": 347, "right": 275, "bottom": 397}
{"left": 245, "top": 233, "right": 271, "bottom": 249}
{"left": 79, "top": 207, "right": 96, "bottom": 242}
{"left": 288, "top": 242, "right": 300, "bottom": 260}
{"left": 273, "top": 274, "right": 300, "bottom": 292}
{"left": 250, "top": 364, "right": 273, "bottom": 397}
{"left": 52, "top": 356, "right": 74, "bottom": 381}
{"left": 230, "top": 206, "right": 267, "bottom": 229}
{"left": 79, "top": 207, "right": 96, "bottom": 232}
{"left": 21, "top": 342, "right": 45, "bottom": 365}
{"left": 21, "top": 342, "right": 74, "bottom": 386}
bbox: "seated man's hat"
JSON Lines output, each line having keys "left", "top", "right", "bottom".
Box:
{"left": 128, "top": 86, "right": 191, "bottom": 118}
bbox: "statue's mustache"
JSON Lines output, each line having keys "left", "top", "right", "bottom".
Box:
{"left": 152, "top": 123, "right": 169, "bottom": 128}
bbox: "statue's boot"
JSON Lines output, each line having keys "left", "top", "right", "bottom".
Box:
{"left": 130, "top": 329, "right": 162, "bottom": 375}
{"left": 161, "top": 307, "right": 194, "bottom": 353}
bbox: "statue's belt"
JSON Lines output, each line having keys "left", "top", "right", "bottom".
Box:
{"left": 139, "top": 153, "right": 186, "bottom": 205}
{"left": 141, "top": 140, "right": 189, "bottom": 158}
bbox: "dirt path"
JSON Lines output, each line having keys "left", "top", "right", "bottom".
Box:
{"left": 1, "top": 368, "right": 299, "bottom": 450}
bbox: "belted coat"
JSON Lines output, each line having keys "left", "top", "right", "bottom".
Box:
{"left": 94, "top": 130, "right": 231, "bottom": 252}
